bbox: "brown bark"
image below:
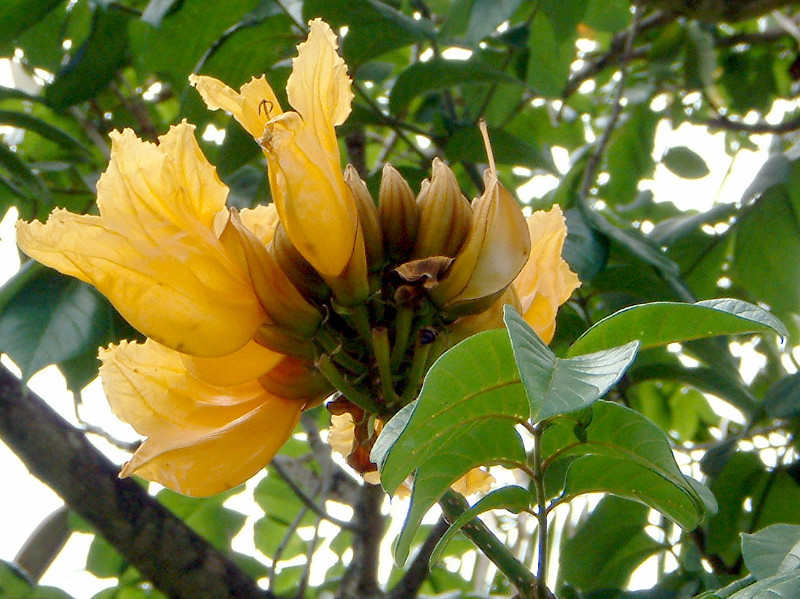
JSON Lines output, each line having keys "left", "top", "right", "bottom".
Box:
{"left": 0, "top": 363, "right": 273, "bottom": 599}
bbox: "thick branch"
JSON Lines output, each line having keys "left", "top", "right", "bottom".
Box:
{"left": 388, "top": 518, "right": 449, "bottom": 599}
{"left": 0, "top": 364, "right": 272, "bottom": 599}
{"left": 641, "top": 0, "right": 800, "bottom": 22}
{"left": 337, "top": 483, "right": 386, "bottom": 599}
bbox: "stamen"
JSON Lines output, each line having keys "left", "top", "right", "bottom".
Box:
{"left": 258, "top": 99, "right": 274, "bottom": 117}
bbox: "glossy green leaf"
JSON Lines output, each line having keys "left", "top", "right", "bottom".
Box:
{"left": 45, "top": 7, "right": 130, "bottom": 109}
{"left": 663, "top": 146, "right": 710, "bottom": 179}
{"left": 542, "top": 401, "right": 715, "bottom": 529}
{"left": 0, "top": 272, "right": 112, "bottom": 380}
{"left": 373, "top": 328, "right": 528, "bottom": 564}
{"left": 504, "top": 305, "right": 639, "bottom": 422}
{"left": 561, "top": 496, "right": 664, "bottom": 590}
{"left": 742, "top": 524, "right": 800, "bottom": 581}
{"left": 389, "top": 57, "right": 521, "bottom": 114}
{"left": 429, "top": 486, "right": 531, "bottom": 567}
{"left": 568, "top": 299, "right": 787, "bottom": 357}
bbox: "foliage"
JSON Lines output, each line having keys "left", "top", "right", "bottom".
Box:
{"left": 2, "top": 1, "right": 800, "bottom": 598}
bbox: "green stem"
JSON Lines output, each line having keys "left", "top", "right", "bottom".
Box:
{"left": 316, "top": 354, "right": 381, "bottom": 415}
{"left": 390, "top": 306, "right": 414, "bottom": 370}
{"left": 315, "top": 326, "right": 366, "bottom": 375}
{"left": 531, "top": 425, "right": 550, "bottom": 598}
{"left": 348, "top": 303, "right": 374, "bottom": 352}
{"left": 372, "top": 327, "right": 401, "bottom": 407}
{"left": 439, "top": 490, "right": 537, "bottom": 598}
{"left": 401, "top": 337, "right": 432, "bottom": 402}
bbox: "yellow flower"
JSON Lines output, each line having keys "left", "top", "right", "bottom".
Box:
{"left": 100, "top": 340, "right": 306, "bottom": 497}
{"left": 15, "top": 122, "right": 320, "bottom": 497}
{"left": 512, "top": 206, "right": 581, "bottom": 343}
{"left": 191, "top": 19, "right": 358, "bottom": 278}
{"left": 16, "top": 122, "right": 265, "bottom": 358}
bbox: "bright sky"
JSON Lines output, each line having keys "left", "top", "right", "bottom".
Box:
{"left": 0, "top": 54, "right": 788, "bottom": 597}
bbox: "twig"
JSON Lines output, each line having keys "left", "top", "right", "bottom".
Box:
{"left": 579, "top": 4, "right": 644, "bottom": 201}
{"left": 701, "top": 112, "right": 800, "bottom": 134}
{"left": 271, "top": 459, "right": 356, "bottom": 531}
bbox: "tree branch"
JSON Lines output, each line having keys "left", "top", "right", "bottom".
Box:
{"left": 336, "top": 483, "right": 386, "bottom": 599}
{"left": 388, "top": 518, "right": 449, "bottom": 599}
{"left": 641, "top": 0, "right": 800, "bottom": 22}
{"left": 0, "top": 364, "right": 273, "bottom": 599}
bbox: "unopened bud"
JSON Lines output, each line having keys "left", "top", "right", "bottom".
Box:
{"left": 222, "top": 210, "right": 322, "bottom": 339}
{"left": 344, "top": 165, "right": 385, "bottom": 271}
{"left": 429, "top": 171, "right": 530, "bottom": 316}
{"left": 259, "top": 356, "right": 332, "bottom": 402}
{"left": 378, "top": 164, "right": 418, "bottom": 261}
{"left": 412, "top": 158, "right": 472, "bottom": 259}
{"left": 272, "top": 223, "right": 330, "bottom": 301}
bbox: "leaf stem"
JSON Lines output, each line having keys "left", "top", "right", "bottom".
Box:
{"left": 438, "top": 489, "right": 537, "bottom": 598}
{"left": 372, "top": 327, "right": 401, "bottom": 406}
{"left": 390, "top": 306, "right": 415, "bottom": 370}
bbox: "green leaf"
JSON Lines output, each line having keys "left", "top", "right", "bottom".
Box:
{"left": 0, "top": 110, "right": 91, "bottom": 157}
{"left": 526, "top": 1, "right": 588, "bottom": 97}
{"left": 567, "top": 299, "right": 787, "bottom": 357}
{"left": 0, "top": 142, "right": 53, "bottom": 219}
{"left": 444, "top": 125, "right": 555, "bottom": 172}
{"left": 504, "top": 305, "right": 639, "bottom": 422}
{"left": 304, "top": 0, "right": 434, "bottom": 65}
{"left": 86, "top": 535, "right": 126, "bottom": 579}
{"left": 762, "top": 374, "right": 800, "bottom": 420}
{"left": 45, "top": 6, "right": 131, "bottom": 109}
{"left": 726, "top": 571, "right": 800, "bottom": 599}
{"left": 742, "top": 524, "right": 800, "bottom": 581}
{"left": 440, "top": 0, "right": 524, "bottom": 47}
{"left": 733, "top": 186, "right": 800, "bottom": 316}
{"left": 429, "top": 486, "right": 531, "bottom": 567}
{"left": 0, "top": 272, "right": 112, "bottom": 380}
{"left": 662, "top": 146, "right": 710, "bottom": 179}
{"left": 0, "top": 0, "right": 63, "bottom": 46}
{"left": 542, "top": 401, "right": 715, "bottom": 530}
{"left": 141, "top": 0, "right": 182, "bottom": 27}
{"left": 561, "top": 495, "right": 664, "bottom": 590}
{"left": 604, "top": 105, "right": 658, "bottom": 204}
{"left": 374, "top": 328, "right": 528, "bottom": 564}
{"left": 389, "top": 57, "right": 521, "bottom": 114}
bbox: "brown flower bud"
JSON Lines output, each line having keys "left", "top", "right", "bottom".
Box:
{"left": 378, "top": 164, "right": 419, "bottom": 261}
{"left": 412, "top": 158, "right": 472, "bottom": 259}
{"left": 344, "top": 164, "right": 385, "bottom": 271}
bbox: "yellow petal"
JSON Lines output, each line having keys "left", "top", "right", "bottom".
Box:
{"left": 121, "top": 399, "right": 302, "bottom": 497}
{"left": 431, "top": 172, "right": 530, "bottom": 309}
{"left": 100, "top": 339, "right": 303, "bottom": 497}
{"left": 512, "top": 206, "right": 581, "bottom": 343}
{"left": 17, "top": 123, "right": 265, "bottom": 357}
{"left": 189, "top": 74, "right": 282, "bottom": 140}
{"left": 260, "top": 21, "right": 358, "bottom": 277}
{"left": 239, "top": 203, "right": 279, "bottom": 245}
{"left": 182, "top": 339, "right": 284, "bottom": 387}
{"left": 451, "top": 468, "right": 495, "bottom": 496}
{"left": 286, "top": 19, "right": 353, "bottom": 157}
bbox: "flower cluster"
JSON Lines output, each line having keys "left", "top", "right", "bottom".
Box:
{"left": 16, "top": 20, "right": 579, "bottom": 497}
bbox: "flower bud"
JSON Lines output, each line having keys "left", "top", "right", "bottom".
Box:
{"left": 323, "top": 223, "right": 370, "bottom": 307}
{"left": 378, "top": 164, "right": 418, "bottom": 261}
{"left": 259, "top": 355, "right": 332, "bottom": 402}
{"left": 272, "top": 222, "right": 330, "bottom": 301}
{"left": 344, "top": 164, "right": 385, "bottom": 271}
{"left": 429, "top": 171, "right": 530, "bottom": 316}
{"left": 412, "top": 158, "right": 473, "bottom": 259}
{"left": 220, "top": 210, "right": 322, "bottom": 339}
